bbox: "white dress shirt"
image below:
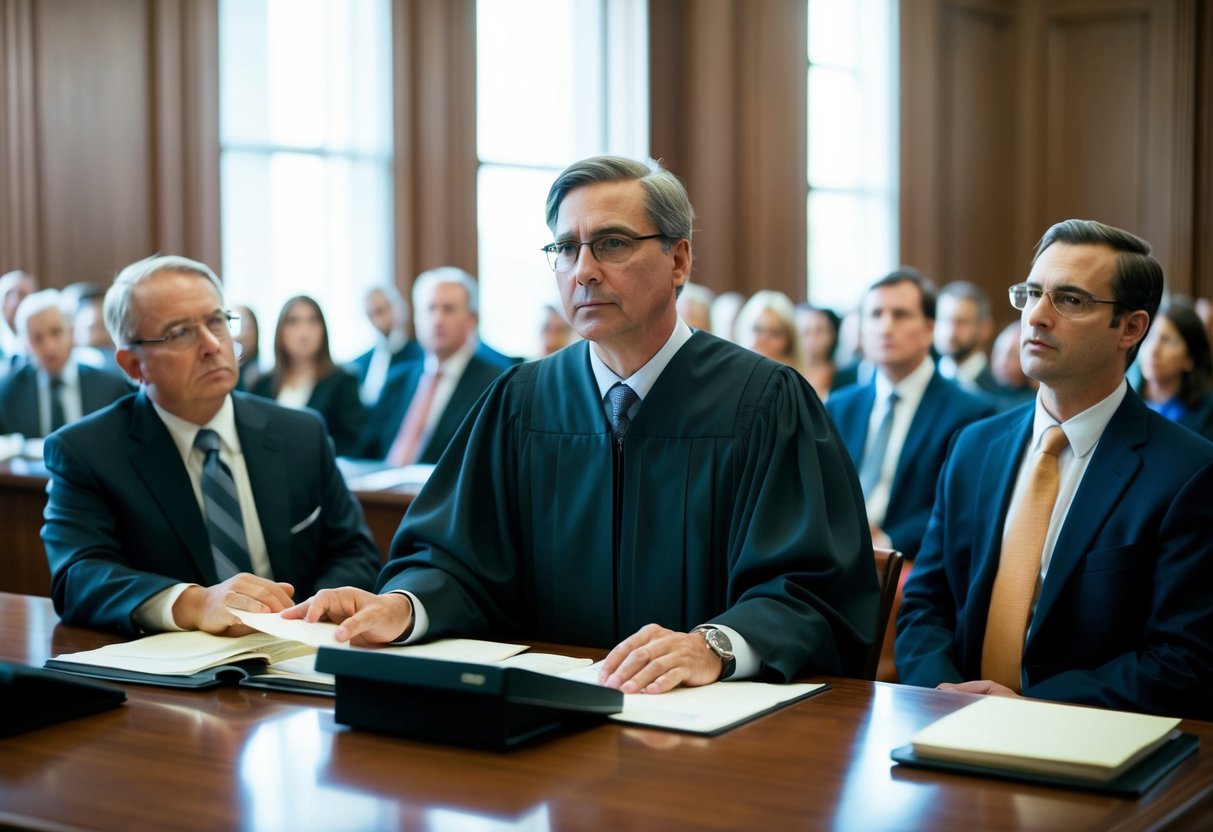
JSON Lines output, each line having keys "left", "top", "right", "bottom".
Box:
{"left": 360, "top": 330, "right": 408, "bottom": 405}
{"left": 864, "top": 356, "right": 936, "bottom": 529}
{"left": 133, "top": 395, "right": 271, "bottom": 631}
{"left": 939, "top": 351, "right": 990, "bottom": 393}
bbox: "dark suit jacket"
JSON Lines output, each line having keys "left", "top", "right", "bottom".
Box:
{"left": 895, "top": 391, "right": 1213, "bottom": 720}
{"left": 826, "top": 369, "right": 994, "bottom": 558}
{"left": 475, "top": 341, "right": 523, "bottom": 370}
{"left": 357, "top": 353, "right": 506, "bottom": 463}
{"left": 1176, "top": 392, "right": 1213, "bottom": 443}
{"left": 348, "top": 339, "right": 422, "bottom": 387}
{"left": 252, "top": 369, "right": 365, "bottom": 457}
{"left": 42, "top": 391, "right": 380, "bottom": 634}
{"left": 0, "top": 362, "right": 131, "bottom": 438}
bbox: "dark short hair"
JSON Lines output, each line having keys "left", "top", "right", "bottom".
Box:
{"left": 1033, "top": 219, "right": 1163, "bottom": 367}
{"left": 545, "top": 156, "right": 694, "bottom": 246}
{"left": 867, "top": 267, "right": 937, "bottom": 320}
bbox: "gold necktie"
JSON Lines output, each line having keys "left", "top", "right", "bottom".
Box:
{"left": 981, "top": 425, "right": 1070, "bottom": 691}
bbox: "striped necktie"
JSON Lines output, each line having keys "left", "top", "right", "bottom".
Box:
{"left": 194, "top": 428, "right": 253, "bottom": 579}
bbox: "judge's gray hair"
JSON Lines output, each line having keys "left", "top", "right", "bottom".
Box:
{"left": 544, "top": 156, "right": 695, "bottom": 248}
{"left": 105, "top": 255, "right": 224, "bottom": 347}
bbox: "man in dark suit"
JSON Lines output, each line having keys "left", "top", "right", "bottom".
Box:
{"left": 0, "top": 289, "right": 130, "bottom": 437}
{"left": 348, "top": 285, "right": 421, "bottom": 406}
{"left": 896, "top": 220, "right": 1213, "bottom": 721}
{"left": 42, "top": 255, "right": 379, "bottom": 636}
{"left": 827, "top": 270, "right": 993, "bottom": 559}
{"left": 357, "top": 267, "right": 507, "bottom": 464}
{"left": 935, "top": 281, "right": 1000, "bottom": 395}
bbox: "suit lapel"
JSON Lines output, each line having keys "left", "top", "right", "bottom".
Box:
{"left": 890, "top": 373, "right": 943, "bottom": 497}
{"left": 126, "top": 392, "right": 216, "bottom": 583}
{"left": 962, "top": 409, "right": 1033, "bottom": 655}
{"left": 234, "top": 396, "right": 292, "bottom": 583}
{"left": 838, "top": 383, "right": 876, "bottom": 463}
{"left": 1029, "top": 395, "right": 1144, "bottom": 635}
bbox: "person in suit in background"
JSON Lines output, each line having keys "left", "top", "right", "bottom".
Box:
{"left": 896, "top": 220, "right": 1213, "bottom": 721}
{"left": 232, "top": 304, "right": 263, "bottom": 392}
{"left": 935, "top": 281, "right": 1001, "bottom": 401}
{"left": 989, "top": 320, "right": 1038, "bottom": 409}
{"left": 675, "top": 282, "right": 714, "bottom": 332}
{"left": 735, "top": 290, "right": 807, "bottom": 377}
{"left": 538, "top": 302, "right": 577, "bottom": 356}
{"left": 1, "top": 270, "right": 38, "bottom": 366}
{"left": 356, "top": 267, "right": 506, "bottom": 465}
{"left": 826, "top": 270, "right": 994, "bottom": 559}
{"left": 348, "top": 285, "right": 421, "bottom": 406}
{"left": 42, "top": 255, "right": 379, "bottom": 636}
{"left": 252, "top": 296, "right": 365, "bottom": 457}
{"left": 0, "top": 289, "right": 130, "bottom": 438}
{"left": 795, "top": 303, "right": 841, "bottom": 400}
{"left": 1135, "top": 303, "right": 1213, "bottom": 441}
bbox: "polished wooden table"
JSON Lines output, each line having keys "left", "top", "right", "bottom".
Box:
{"left": 0, "top": 460, "right": 411, "bottom": 596}
{"left": 1, "top": 593, "right": 1210, "bottom": 831}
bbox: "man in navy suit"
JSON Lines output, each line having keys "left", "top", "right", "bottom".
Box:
{"left": 896, "top": 220, "right": 1213, "bottom": 721}
{"left": 0, "top": 289, "right": 130, "bottom": 437}
{"left": 42, "top": 255, "right": 379, "bottom": 636}
{"left": 357, "top": 267, "right": 507, "bottom": 464}
{"left": 826, "top": 270, "right": 993, "bottom": 559}
{"left": 348, "top": 285, "right": 421, "bottom": 406}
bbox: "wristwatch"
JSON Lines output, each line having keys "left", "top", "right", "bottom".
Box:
{"left": 693, "top": 625, "right": 736, "bottom": 680}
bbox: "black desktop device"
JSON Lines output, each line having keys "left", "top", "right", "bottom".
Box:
{"left": 315, "top": 648, "right": 622, "bottom": 749}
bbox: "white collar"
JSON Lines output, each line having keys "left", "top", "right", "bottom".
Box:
{"left": 589, "top": 318, "right": 694, "bottom": 401}
{"left": 152, "top": 394, "right": 242, "bottom": 459}
{"left": 1030, "top": 379, "right": 1127, "bottom": 459}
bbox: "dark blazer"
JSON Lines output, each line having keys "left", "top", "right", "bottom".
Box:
{"left": 357, "top": 353, "right": 506, "bottom": 463}
{"left": 826, "top": 368, "right": 994, "bottom": 558}
{"left": 1175, "top": 392, "right": 1213, "bottom": 443}
{"left": 895, "top": 391, "right": 1213, "bottom": 720}
{"left": 252, "top": 368, "right": 365, "bottom": 457}
{"left": 348, "top": 338, "right": 422, "bottom": 387}
{"left": 475, "top": 340, "right": 523, "bottom": 370}
{"left": 0, "top": 362, "right": 131, "bottom": 438}
{"left": 42, "top": 390, "right": 380, "bottom": 634}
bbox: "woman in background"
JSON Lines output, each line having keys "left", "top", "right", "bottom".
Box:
{"left": 253, "top": 295, "right": 365, "bottom": 455}
{"left": 795, "top": 303, "right": 841, "bottom": 400}
{"left": 735, "top": 290, "right": 806, "bottom": 377}
{"left": 232, "top": 304, "right": 262, "bottom": 392}
{"left": 1136, "top": 303, "right": 1213, "bottom": 441}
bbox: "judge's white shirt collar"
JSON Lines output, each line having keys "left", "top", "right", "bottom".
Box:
{"left": 589, "top": 318, "right": 694, "bottom": 402}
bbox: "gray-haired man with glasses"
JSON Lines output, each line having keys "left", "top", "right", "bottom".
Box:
{"left": 42, "top": 254, "right": 379, "bottom": 636}
{"left": 896, "top": 219, "right": 1213, "bottom": 721}
{"left": 288, "top": 156, "right": 878, "bottom": 692}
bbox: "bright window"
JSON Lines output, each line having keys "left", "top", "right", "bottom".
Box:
{"left": 476, "top": 0, "right": 649, "bottom": 359}
{"left": 806, "top": 0, "right": 898, "bottom": 314}
{"left": 218, "top": 0, "right": 393, "bottom": 366}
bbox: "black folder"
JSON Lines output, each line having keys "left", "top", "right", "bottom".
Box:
{"left": 0, "top": 661, "right": 126, "bottom": 737}
{"left": 315, "top": 648, "right": 623, "bottom": 749}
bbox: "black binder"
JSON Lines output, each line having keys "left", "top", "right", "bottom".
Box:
{"left": 315, "top": 648, "right": 623, "bottom": 749}
{"left": 0, "top": 661, "right": 126, "bottom": 737}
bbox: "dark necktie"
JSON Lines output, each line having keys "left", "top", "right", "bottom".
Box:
{"left": 48, "top": 376, "right": 67, "bottom": 433}
{"left": 194, "top": 429, "right": 253, "bottom": 579}
{"left": 858, "top": 391, "right": 899, "bottom": 496}
{"left": 981, "top": 425, "right": 1070, "bottom": 691}
{"left": 607, "top": 383, "right": 639, "bottom": 444}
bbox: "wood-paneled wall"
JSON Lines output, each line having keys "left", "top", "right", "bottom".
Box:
{"left": 2, "top": 0, "right": 1209, "bottom": 315}
{"left": 902, "top": 0, "right": 1206, "bottom": 328}
{"left": 0, "top": 0, "right": 219, "bottom": 288}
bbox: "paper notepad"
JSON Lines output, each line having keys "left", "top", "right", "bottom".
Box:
{"left": 907, "top": 697, "right": 1181, "bottom": 782}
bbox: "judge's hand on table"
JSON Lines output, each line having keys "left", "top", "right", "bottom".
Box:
{"left": 283, "top": 587, "right": 414, "bottom": 647}
{"left": 598, "top": 623, "right": 723, "bottom": 694}
{"left": 937, "top": 679, "right": 1019, "bottom": 697}
{"left": 174, "top": 575, "right": 295, "bottom": 636}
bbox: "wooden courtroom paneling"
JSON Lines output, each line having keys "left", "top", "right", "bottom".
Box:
{"left": 0, "top": 0, "right": 219, "bottom": 287}
{"left": 902, "top": 0, "right": 1200, "bottom": 307}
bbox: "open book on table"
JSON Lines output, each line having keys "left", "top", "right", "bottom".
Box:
{"left": 44, "top": 609, "right": 576, "bottom": 695}
{"left": 890, "top": 696, "right": 1198, "bottom": 797}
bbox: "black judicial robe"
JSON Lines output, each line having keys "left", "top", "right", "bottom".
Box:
{"left": 380, "top": 331, "right": 879, "bottom": 680}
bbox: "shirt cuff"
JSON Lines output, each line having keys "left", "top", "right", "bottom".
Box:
{"left": 705, "top": 623, "right": 758, "bottom": 680}
{"left": 133, "top": 583, "right": 195, "bottom": 633}
{"left": 386, "top": 589, "right": 429, "bottom": 644}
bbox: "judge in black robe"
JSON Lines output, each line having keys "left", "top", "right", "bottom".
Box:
{"left": 379, "top": 329, "right": 877, "bottom": 680}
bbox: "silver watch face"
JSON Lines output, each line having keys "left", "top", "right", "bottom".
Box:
{"left": 705, "top": 628, "right": 734, "bottom": 659}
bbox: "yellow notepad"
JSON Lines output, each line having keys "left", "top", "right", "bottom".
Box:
{"left": 910, "top": 697, "right": 1181, "bottom": 782}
